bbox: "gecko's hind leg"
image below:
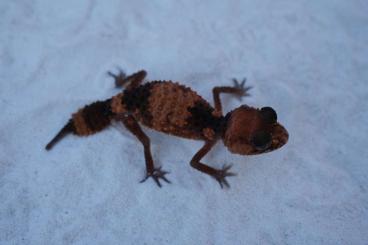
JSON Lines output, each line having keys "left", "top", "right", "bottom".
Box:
{"left": 120, "top": 114, "right": 170, "bottom": 187}
{"left": 107, "top": 68, "right": 127, "bottom": 88}
{"left": 108, "top": 69, "right": 147, "bottom": 90}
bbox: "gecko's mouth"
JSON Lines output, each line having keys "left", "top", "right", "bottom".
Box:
{"left": 271, "top": 123, "right": 289, "bottom": 150}
{"left": 252, "top": 123, "right": 289, "bottom": 154}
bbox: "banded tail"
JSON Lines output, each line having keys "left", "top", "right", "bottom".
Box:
{"left": 45, "top": 99, "right": 114, "bottom": 150}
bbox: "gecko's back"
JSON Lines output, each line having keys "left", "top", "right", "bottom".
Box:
{"left": 111, "top": 81, "right": 225, "bottom": 140}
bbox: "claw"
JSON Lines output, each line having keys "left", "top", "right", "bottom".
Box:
{"left": 232, "top": 78, "right": 252, "bottom": 100}
{"left": 140, "top": 166, "right": 171, "bottom": 188}
{"left": 212, "top": 164, "right": 237, "bottom": 188}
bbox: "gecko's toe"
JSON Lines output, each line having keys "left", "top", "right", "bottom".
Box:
{"left": 140, "top": 166, "right": 171, "bottom": 188}
{"left": 107, "top": 68, "right": 127, "bottom": 88}
{"left": 212, "top": 164, "right": 237, "bottom": 189}
{"left": 232, "top": 78, "right": 252, "bottom": 100}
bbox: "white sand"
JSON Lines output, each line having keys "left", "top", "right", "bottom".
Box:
{"left": 1, "top": 0, "right": 367, "bottom": 244}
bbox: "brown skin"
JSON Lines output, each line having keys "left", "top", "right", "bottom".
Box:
{"left": 46, "top": 69, "right": 289, "bottom": 188}
{"left": 223, "top": 106, "right": 289, "bottom": 155}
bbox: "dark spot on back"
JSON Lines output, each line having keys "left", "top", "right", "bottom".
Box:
{"left": 122, "top": 82, "right": 162, "bottom": 125}
{"left": 82, "top": 99, "right": 112, "bottom": 132}
{"left": 187, "top": 101, "right": 226, "bottom": 136}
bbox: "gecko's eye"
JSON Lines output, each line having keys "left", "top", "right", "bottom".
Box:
{"left": 260, "top": 107, "right": 277, "bottom": 124}
{"left": 251, "top": 131, "right": 272, "bottom": 150}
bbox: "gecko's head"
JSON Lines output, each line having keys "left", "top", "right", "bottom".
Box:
{"left": 222, "top": 105, "right": 288, "bottom": 155}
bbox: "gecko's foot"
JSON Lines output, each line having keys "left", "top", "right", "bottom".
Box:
{"left": 140, "top": 166, "right": 171, "bottom": 188}
{"left": 107, "top": 68, "right": 128, "bottom": 88}
{"left": 212, "top": 164, "right": 236, "bottom": 188}
{"left": 232, "top": 78, "right": 252, "bottom": 101}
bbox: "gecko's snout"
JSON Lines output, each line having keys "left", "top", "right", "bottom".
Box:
{"left": 269, "top": 123, "right": 288, "bottom": 152}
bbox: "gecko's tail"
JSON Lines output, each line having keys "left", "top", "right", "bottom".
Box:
{"left": 45, "top": 120, "right": 75, "bottom": 150}
{"left": 45, "top": 99, "right": 114, "bottom": 151}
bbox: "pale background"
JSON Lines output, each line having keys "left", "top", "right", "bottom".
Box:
{"left": 1, "top": 0, "right": 368, "bottom": 244}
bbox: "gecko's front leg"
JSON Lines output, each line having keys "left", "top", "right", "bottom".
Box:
{"left": 212, "top": 78, "right": 252, "bottom": 115}
{"left": 120, "top": 114, "right": 170, "bottom": 187}
{"left": 190, "top": 140, "right": 236, "bottom": 188}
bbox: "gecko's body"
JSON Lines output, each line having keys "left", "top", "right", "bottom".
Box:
{"left": 111, "top": 81, "right": 222, "bottom": 140}
{"left": 46, "top": 70, "right": 288, "bottom": 188}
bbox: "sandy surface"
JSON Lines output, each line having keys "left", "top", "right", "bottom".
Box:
{"left": 1, "top": 0, "right": 368, "bottom": 244}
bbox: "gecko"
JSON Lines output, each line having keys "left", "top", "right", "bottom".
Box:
{"left": 45, "top": 69, "right": 289, "bottom": 188}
